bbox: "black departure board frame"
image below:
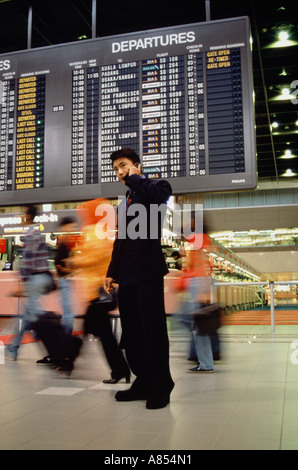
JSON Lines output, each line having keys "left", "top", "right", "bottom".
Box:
{"left": 0, "top": 16, "right": 256, "bottom": 205}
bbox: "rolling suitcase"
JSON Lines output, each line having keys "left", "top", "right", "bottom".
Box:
{"left": 32, "top": 311, "right": 82, "bottom": 372}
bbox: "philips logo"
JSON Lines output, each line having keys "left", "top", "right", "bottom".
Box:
{"left": 232, "top": 179, "right": 246, "bottom": 183}
{"left": 0, "top": 59, "right": 10, "bottom": 71}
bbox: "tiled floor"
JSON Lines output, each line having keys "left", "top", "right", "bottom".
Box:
{"left": 1, "top": 324, "right": 298, "bottom": 450}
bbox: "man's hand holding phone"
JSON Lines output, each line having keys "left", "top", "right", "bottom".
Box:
{"left": 128, "top": 162, "right": 142, "bottom": 177}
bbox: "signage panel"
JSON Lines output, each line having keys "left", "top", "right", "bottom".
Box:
{"left": 0, "top": 17, "right": 256, "bottom": 204}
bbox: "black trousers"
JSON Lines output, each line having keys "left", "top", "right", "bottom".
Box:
{"left": 118, "top": 278, "right": 174, "bottom": 396}
{"left": 84, "top": 300, "right": 130, "bottom": 379}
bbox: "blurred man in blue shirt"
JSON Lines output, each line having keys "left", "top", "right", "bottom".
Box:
{"left": 6, "top": 205, "right": 53, "bottom": 360}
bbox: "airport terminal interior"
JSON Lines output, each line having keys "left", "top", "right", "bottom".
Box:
{"left": 1, "top": 0, "right": 298, "bottom": 451}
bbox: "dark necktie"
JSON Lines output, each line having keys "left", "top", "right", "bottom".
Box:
{"left": 126, "top": 190, "right": 133, "bottom": 209}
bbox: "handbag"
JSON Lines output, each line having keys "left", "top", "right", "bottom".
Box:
{"left": 193, "top": 303, "right": 222, "bottom": 335}
{"left": 96, "top": 286, "right": 118, "bottom": 310}
{"left": 84, "top": 288, "right": 117, "bottom": 336}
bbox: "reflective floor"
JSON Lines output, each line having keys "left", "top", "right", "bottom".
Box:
{"left": 1, "top": 324, "right": 298, "bottom": 450}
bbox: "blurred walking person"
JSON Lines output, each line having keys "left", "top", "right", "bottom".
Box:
{"left": 177, "top": 221, "right": 215, "bottom": 373}
{"left": 55, "top": 217, "right": 77, "bottom": 336}
{"left": 6, "top": 205, "right": 54, "bottom": 360}
{"left": 70, "top": 198, "right": 130, "bottom": 384}
{"left": 36, "top": 216, "right": 77, "bottom": 365}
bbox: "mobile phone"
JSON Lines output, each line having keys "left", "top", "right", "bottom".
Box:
{"left": 134, "top": 163, "right": 142, "bottom": 171}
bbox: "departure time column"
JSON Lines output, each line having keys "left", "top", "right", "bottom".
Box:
{"left": 71, "top": 69, "right": 85, "bottom": 185}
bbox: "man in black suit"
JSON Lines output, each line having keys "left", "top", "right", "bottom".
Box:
{"left": 104, "top": 148, "right": 174, "bottom": 409}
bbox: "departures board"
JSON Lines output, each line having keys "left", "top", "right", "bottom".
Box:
{"left": 0, "top": 16, "right": 256, "bottom": 204}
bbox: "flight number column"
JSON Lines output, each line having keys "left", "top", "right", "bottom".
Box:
{"left": 142, "top": 55, "right": 186, "bottom": 178}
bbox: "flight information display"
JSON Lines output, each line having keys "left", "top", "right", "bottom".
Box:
{"left": 0, "top": 16, "right": 256, "bottom": 204}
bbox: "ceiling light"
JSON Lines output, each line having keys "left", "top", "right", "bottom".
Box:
{"left": 282, "top": 87, "right": 290, "bottom": 96}
{"left": 282, "top": 169, "right": 296, "bottom": 177}
{"left": 270, "top": 87, "right": 296, "bottom": 101}
{"left": 279, "top": 149, "right": 296, "bottom": 159}
{"left": 278, "top": 31, "right": 289, "bottom": 41}
{"left": 271, "top": 121, "right": 279, "bottom": 128}
{"left": 266, "top": 29, "right": 298, "bottom": 49}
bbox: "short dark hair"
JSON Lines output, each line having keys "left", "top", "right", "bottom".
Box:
{"left": 25, "top": 204, "right": 37, "bottom": 221}
{"left": 110, "top": 148, "right": 140, "bottom": 165}
{"left": 59, "top": 216, "right": 76, "bottom": 227}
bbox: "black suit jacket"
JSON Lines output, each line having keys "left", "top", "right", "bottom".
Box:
{"left": 107, "top": 174, "right": 172, "bottom": 287}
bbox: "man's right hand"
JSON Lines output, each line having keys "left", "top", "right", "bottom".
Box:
{"left": 104, "top": 277, "right": 114, "bottom": 293}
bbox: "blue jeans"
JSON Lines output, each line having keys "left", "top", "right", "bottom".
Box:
{"left": 58, "top": 277, "right": 74, "bottom": 335}
{"left": 178, "top": 277, "right": 214, "bottom": 371}
{"left": 7, "top": 273, "right": 53, "bottom": 359}
{"left": 192, "top": 332, "right": 214, "bottom": 370}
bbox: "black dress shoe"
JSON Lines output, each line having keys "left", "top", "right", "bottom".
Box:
{"left": 115, "top": 389, "right": 148, "bottom": 402}
{"left": 146, "top": 393, "right": 170, "bottom": 410}
{"left": 36, "top": 355, "right": 54, "bottom": 365}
